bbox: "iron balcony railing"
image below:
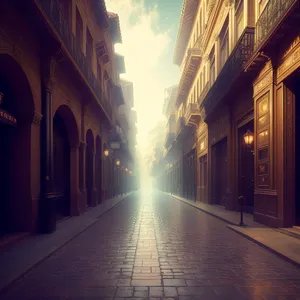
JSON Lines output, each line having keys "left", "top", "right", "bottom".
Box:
{"left": 37, "top": 0, "right": 112, "bottom": 120}
{"left": 255, "top": 0, "right": 298, "bottom": 49}
{"left": 200, "top": 27, "right": 255, "bottom": 117}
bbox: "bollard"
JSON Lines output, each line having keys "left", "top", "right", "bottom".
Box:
{"left": 238, "top": 196, "right": 245, "bottom": 226}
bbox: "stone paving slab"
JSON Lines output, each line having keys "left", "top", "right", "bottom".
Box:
{"left": 0, "top": 192, "right": 133, "bottom": 293}
{"left": 2, "top": 189, "right": 300, "bottom": 299}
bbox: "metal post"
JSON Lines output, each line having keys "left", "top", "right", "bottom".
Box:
{"left": 239, "top": 196, "right": 245, "bottom": 226}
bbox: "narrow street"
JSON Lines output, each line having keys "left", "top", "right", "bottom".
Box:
{"left": 2, "top": 191, "right": 300, "bottom": 300}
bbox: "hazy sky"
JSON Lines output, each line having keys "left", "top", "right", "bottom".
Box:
{"left": 106, "top": 0, "right": 182, "bottom": 154}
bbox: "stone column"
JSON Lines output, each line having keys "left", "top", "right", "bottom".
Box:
{"left": 91, "top": 151, "right": 97, "bottom": 206}
{"left": 180, "top": 145, "right": 184, "bottom": 197}
{"left": 214, "top": 38, "right": 221, "bottom": 76}
{"left": 70, "top": 145, "right": 80, "bottom": 216}
{"left": 79, "top": 141, "right": 87, "bottom": 211}
{"left": 229, "top": 4, "right": 235, "bottom": 52}
{"left": 40, "top": 56, "right": 57, "bottom": 234}
{"left": 31, "top": 112, "right": 43, "bottom": 232}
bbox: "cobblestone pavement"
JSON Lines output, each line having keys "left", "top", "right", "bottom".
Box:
{"left": 2, "top": 190, "right": 300, "bottom": 300}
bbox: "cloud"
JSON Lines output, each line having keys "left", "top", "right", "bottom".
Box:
{"left": 106, "top": 0, "right": 171, "bottom": 154}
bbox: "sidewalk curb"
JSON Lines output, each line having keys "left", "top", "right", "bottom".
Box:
{"left": 0, "top": 192, "right": 133, "bottom": 295}
{"left": 167, "top": 193, "right": 237, "bottom": 226}
{"left": 227, "top": 225, "right": 300, "bottom": 269}
{"left": 167, "top": 192, "right": 300, "bottom": 269}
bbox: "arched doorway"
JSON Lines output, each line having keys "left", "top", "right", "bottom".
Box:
{"left": 96, "top": 136, "right": 102, "bottom": 204}
{"left": 86, "top": 129, "right": 94, "bottom": 207}
{"left": 0, "top": 54, "right": 34, "bottom": 236}
{"left": 53, "top": 105, "right": 79, "bottom": 221}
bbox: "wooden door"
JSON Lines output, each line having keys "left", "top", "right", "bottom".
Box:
{"left": 238, "top": 120, "right": 254, "bottom": 212}
{"left": 53, "top": 115, "right": 70, "bottom": 220}
{"left": 211, "top": 138, "right": 227, "bottom": 205}
{"left": 199, "top": 154, "right": 208, "bottom": 202}
{"left": 295, "top": 77, "right": 300, "bottom": 223}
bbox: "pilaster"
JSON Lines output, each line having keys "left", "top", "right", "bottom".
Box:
{"left": 40, "top": 51, "right": 62, "bottom": 233}
{"left": 70, "top": 145, "right": 80, "bottom": 216}
{"left": 79, "top": 141, "right": 87, "bottom": 212}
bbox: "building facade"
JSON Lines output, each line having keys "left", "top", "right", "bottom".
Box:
{"left": 0, "top": 0, "right": 136, "bottom": 241}
{"left": 157, "top": 0, "right": 300, "bottom": 228}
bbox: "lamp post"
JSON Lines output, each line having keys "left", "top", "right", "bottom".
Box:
{"left": 103, "top": 148, "right": 110, "bottom": 199}
{"left": 239, "top": 130, "right": 254, "bottom": 226}
{"left": 115, "top": 159, "right": 120, "bottom": 196}
{"left": 104, "top": 149, "right": 110, "bottom": 157}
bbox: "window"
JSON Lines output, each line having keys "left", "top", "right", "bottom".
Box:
{"left": 58, "top": 0, "right": 71, "bottom": 27}
{"left": 209, "top": 48, "right": 215, "bottom": 87}
{"left": 236, "top": 1, "right": 244, "bottom": 40}
{"left": 86, "top": 28, "right": 93, "bottom": 66}
{"left": 76, "top": 8, "right": 83, "bottom": 51}
{"left": 220, "top": 18, "right": 229, "bottom": 69}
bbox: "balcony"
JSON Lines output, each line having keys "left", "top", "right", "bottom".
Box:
{"left": 164, "top": 114, "right": 176, "bottom": 148}
{"left": 255, "top": 0, "right": 298, "bottom": 50}
{"left": 176, "top": 41, "right": 202, "bottom": 106}
{"left": 165, "top": 132, "right": 175, "bottom": 149}
{"left": 200, "top": 27, "right": 255, "bottom": 121}
{"left": 185, "top": 102, "right": 201, "bottom": 125}
{"left": 96, "top": 41, "right": 109, "bottom": 64}
{"left": 36, "top": 0, "right": 112, "bottom": 121}
{"left": 116, "top": 54, "right": 126, "bottom": 74}
{"left": 246, "top": 0, "right": 299, "bottom": 71}
{"left": 112, "top": 84, "right": 124, "bottom": 106}
{"left": 176, "top": 116, "right": 186, "bottom": 140}
{"left": 108, "top": 12, "right": 122, "bottom": 44}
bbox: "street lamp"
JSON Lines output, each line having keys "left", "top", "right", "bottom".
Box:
{"left": 239, "top": 129, "right": 254, "bottom": 227}
{"left": 243, "top": 130, "right": 254, "bottom": 146}
{"left": 116, "top": 159, "right": 120, "bottom": 166}
{"left": 125, "top": 168, "right": 128, "bottom": 172}
{"left": 104, "top": 149, "right": 110, "bottom": 157}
